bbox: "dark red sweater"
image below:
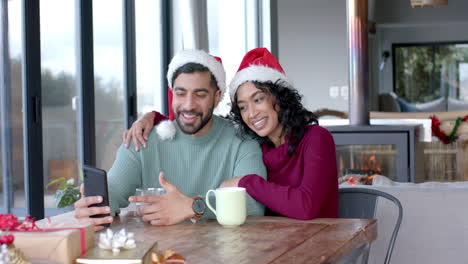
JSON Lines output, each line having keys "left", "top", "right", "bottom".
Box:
{"left": 152, "top": 112, "right": 338, "bottom": 220}
{"left": 239, "top": 125, "right": 338, "bottom": 220}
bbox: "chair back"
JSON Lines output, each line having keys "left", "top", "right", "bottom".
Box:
{"left": 339, "top": 187, "right": 403, "bottom": 264}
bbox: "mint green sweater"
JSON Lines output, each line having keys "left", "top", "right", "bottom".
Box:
{"left": 108, "top": 116, "right": 266, "bottom": 219}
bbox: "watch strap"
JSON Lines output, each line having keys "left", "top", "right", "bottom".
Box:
{"left": 192, "top": 196, "right": 204, "bottom": 220}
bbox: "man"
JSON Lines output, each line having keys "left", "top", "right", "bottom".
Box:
{"left": 74, "top": 50, "right": 266, "bottom": 230}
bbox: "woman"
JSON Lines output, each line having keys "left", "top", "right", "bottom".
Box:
{"left": 124, "top": 48, "right": 338, "bottom": 220}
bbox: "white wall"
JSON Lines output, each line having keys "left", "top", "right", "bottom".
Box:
{"left": 277, "top": 0, "right": 349, "bottom": 112}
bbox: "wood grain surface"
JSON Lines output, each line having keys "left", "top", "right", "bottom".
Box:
{"left": 46, "top": 212, "right": 377, "bottom": 264}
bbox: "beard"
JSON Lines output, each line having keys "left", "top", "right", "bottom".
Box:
{"left": 174, "top": 106, "right": 214, "bottom": 135}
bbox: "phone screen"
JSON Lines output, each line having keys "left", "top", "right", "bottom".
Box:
{"left": 82, "top": 165, "right": 111, "bottom": 226}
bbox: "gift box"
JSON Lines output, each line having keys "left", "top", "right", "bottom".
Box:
{"left": 12, "top": 221, "right": 94, "bottom": 264}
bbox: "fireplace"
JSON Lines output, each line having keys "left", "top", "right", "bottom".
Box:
{"left": 327, "top": 124, "right": 423, "bottom": 184}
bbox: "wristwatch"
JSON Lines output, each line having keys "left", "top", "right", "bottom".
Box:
{"left": 191, "top": 196, "right": 206, "bottom": 222}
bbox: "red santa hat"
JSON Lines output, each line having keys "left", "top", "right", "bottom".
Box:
{"left": 167, "top": 49, "right": 226, "bottom": 96}
{"left": 229, "top": 47, "right": 292, "bottom": 100}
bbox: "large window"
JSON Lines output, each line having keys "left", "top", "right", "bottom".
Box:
{"left": 40, "top": 0, "right": 79, "bottom": 210}
{"left": 0, "top": 0, "right": 267, "bottom": 218}
{"left": 5, "top": 0, "right": 26, "bottom": 212}
{"left": 394, "top": 42, "right": 468, "bottom": 110}
{"left": 93, "top": 1, "right": 125, "bottom": 171}
{"left": 207, "top": 0, "right": 272, "bottom": 115}
{"left": 207, "top": 0, "right": 249, "bottom": 115}
{"left": 135, "top": 0, "right": 163, "bottom": 116}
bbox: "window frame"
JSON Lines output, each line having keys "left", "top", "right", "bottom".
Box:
{"left": 0, "top": 0, "right": 170, "bottom": 218}
{"left": 22, "top": 0, "right": 45, "bottom": 219}
{"left": 0, "top": 0, "right": 13, "bottom": 215}
{"left": 392, "top": 40, "right": 468, "bottom": 103}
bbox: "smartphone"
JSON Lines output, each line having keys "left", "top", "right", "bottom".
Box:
{"left": 82, "top": 165, "right": 111, "bottom": 227}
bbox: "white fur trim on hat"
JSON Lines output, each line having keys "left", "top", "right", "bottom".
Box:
{"left": 167, "top": 50, "right": 226, "bottom": 98}
{"left": 229, "top": 65, "right": 292, "bottom": 100}
{"left": 156, "top": 120, "right": 176, "bottom": 141}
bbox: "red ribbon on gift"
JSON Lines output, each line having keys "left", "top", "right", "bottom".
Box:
{"left": 0, "top": 214, "right": 88, "bottom": 255}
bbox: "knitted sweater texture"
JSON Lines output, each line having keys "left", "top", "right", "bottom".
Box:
{"left": 108, "top": 116, "right": 267, "bottom": 219}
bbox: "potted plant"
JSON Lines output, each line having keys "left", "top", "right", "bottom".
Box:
{"left": 46, "top": 177, "right": 81, "bottom": 209}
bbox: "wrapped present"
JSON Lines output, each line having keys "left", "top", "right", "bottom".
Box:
{"left": 13, "top": 221, "right": 94, "bottom": 264}
{"left": 0, "top": 214, "right": 94, "bottom": 264}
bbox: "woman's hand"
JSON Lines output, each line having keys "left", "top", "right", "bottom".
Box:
{"left": 220, "top": 176, "right": 243, "bottom": 188}
{"left": 123, "top": 111, "right": 156, "bottom": 151}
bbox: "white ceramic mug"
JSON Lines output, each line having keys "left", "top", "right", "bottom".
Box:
{"left": 205, "top": 187, "right": 247, "bottom": 227}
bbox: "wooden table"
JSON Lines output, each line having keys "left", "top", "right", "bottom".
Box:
{"left": 48, "top": 212, "right": 376, "bottom": 264}
{"left": 114, "top": 214, "right": 376, "bottom": 264}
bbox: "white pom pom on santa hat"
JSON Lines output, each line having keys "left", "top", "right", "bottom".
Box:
{"left": 156, "top": 120, "right": 176, "bottom": 141}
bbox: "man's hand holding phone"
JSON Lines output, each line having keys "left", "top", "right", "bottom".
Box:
{"left": 74, "top": 166, "right": 113, "bottom": 231}
{"left": 74, "top": 184, "right": 113, "bottom": 231}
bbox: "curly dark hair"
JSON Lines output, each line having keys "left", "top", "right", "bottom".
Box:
{"left": 231, "top": 80, "right": 318, "bottom": 156}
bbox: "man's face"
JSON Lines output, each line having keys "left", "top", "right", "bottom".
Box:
{"left": 172, "top": 71, "right": 221, "bottom": 137}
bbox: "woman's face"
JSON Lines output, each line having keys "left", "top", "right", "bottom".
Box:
{"left": 236, "top": 81, "right": 283, "bottom": 141}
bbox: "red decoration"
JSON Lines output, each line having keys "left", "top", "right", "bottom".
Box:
{"left": 0, "top": 214, "right": 37, "bottom": 232}
{"left": 430, "top": 115, "right": 449, "bottom": 144}
{"left": 430, "top": 115, "right": 468, "bottom": 144}
{"left": 0, "top": 234, "right": 14, "bottom": 245}
{"left": 0, "top": 214, "right": 20, "bottom": 230}
{"left": 0, "top": 214, "right": 39, "bottom": 245}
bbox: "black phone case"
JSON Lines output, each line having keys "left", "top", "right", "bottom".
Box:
{"left": 82, "top": 165, "right": 111, "bottom": 227}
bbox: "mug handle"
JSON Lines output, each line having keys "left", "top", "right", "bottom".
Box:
{"left": 205, "top": 189, "right": 216, "bottom": 216}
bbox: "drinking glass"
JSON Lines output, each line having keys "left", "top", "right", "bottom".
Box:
{"left": 134, "top": 187, "right": 166, "bottom": 213}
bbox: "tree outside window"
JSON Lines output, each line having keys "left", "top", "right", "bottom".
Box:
{"left": 394, "top": 43, "right": 468, "bottom": 106}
